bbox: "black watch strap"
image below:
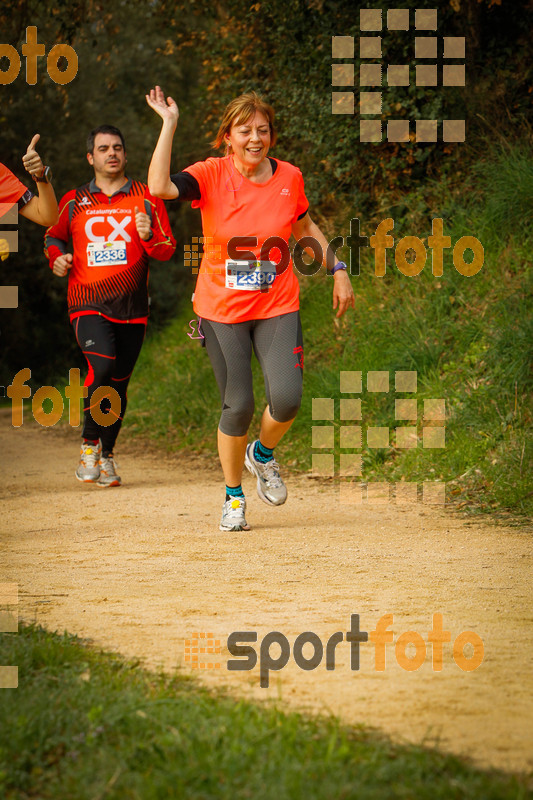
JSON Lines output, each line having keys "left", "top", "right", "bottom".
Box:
{"left": 34, "top": 166, "right": 52, "bottom": 184}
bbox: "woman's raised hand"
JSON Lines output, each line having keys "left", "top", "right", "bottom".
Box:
{"left": 145, "top": 86, "right": 179, "bottom": 125}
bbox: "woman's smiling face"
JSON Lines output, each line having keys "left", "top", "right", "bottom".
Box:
{"left": 226, "top": 110, "right": 271, "bottom": 170}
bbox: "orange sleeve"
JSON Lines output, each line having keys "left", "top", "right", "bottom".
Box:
{"left": 0, "top": 163, "right": 29, "bottom": 206}
{"left": 293, "top": 168, "right": 309, "bottom": 222}
{"left": 183, "top": 158, "right": 219, "bottom": 209}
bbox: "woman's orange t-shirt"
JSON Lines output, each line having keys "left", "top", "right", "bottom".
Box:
{"left": 183, "top": 156, "right": 309, "bottom": 323}
{"left": 0, "top": 163, "right": 29, "bottom": 206}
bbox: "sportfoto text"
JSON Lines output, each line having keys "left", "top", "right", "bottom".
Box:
{"left": 0, "top": 26, "right": 78, "bottom": 85}
{"left": 227, "top": 614, "right": 484, "bottom": 688}
{"left": 223, "top": 217, "right": 484, "bottom": 277}
{"left": 6, "top": 368, "right": 118, "bottom": 428}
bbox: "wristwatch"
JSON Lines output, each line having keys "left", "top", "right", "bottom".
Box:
{"left": 330, "top": 261, "right": 348, "bottom": 275}
{"left": 34, "top": 166, "right": 53, "bottom": 184}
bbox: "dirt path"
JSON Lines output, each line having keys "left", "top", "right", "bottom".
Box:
{"left": 2, "top": 410, "right": 532, "bottom": 774}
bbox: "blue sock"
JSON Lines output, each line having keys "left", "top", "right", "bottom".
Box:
{"left": 226, "top": 485, "right": 244, "bottom": 501}
{"left": 254, "top": 440, "right": 274, "bottom": 463}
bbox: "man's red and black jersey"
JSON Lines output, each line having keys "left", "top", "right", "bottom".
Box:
{"left": 45, "top": 178, "right": 176, "bottom": 322}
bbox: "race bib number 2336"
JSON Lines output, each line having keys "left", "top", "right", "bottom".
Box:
{"left": 87, "top": 241, "right": 127, "bottom": 267}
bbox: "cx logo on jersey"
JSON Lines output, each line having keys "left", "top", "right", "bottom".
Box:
{"left": 84, "top": 216, "right": 132, "bottom": 243}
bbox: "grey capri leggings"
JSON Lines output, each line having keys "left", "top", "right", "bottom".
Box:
{"left": 201, "top": 311, "right": 304, "bottom": 437}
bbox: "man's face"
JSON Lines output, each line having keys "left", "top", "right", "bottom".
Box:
{"left": 87, "top": 133, "right": 126, "bottom": 178}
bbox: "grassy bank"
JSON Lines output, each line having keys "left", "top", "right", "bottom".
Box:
{"left": 125, "top": 141, "right": 532, "bottom": 518}
{"left": 0, "top": 625, "right": 530, "bottom": 799}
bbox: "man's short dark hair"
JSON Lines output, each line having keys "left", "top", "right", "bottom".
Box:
{"left": 87, "top": 125, "right": 126, "bottom": 154}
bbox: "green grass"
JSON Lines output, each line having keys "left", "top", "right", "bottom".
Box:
{"left": 0, "top": 625, "right": 530, "bottom": 799}
{"left": 124, "top": 140, "right": 532, "bottom": 518}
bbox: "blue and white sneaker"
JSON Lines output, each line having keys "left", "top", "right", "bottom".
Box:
{"left": 245, "top": 441, "right": 287, "bottom": 506}
{"left": 220, "top": 496, "right": 251, "bottom": 531}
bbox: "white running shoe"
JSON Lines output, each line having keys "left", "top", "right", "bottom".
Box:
{"left": 245, "top": 441, "right": 287, "bottom": 506}
{"left": 75, "top": 441, "right": 101, "bottom": 483}
{"left": 96, "top": 455, "right": 121, "bottom": 488}
{"left": 220, "top": 496, "right": 251, "bottom": 531}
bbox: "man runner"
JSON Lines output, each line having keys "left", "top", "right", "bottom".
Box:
{"left": 45, "top": 124, "right": 176, "bottom": 486}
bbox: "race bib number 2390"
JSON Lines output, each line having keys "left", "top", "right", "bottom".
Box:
{"left": 225, "top": 260, "right": 276, "bottom": 291}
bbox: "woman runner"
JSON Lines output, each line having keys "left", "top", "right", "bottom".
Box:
{"left": 146, "top": 86, "right": 354, "bottom": 531}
